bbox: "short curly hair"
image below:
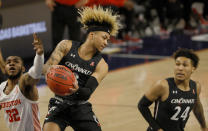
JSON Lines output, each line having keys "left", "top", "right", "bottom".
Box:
{"left": 78, "top": 6, "right": 122, "bottom": 36}
{"left": 173, "top": 48, "right": 199, "bottom": 68}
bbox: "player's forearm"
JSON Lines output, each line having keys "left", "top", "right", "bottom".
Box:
{"left": 0, "top": 63, "right": 5, "bottom": 74}
{"left": 74, "top": 76, "right": 98, "bottom": 101}
{"left": 0, "top": 50, "right": 5, "bottom": 74}
{"left": 28, "top": 53, "right": 44, "bottom": 79}
{"left": 138, "top": 96, "right": 161, "bottom": 130}
{"left": 193, "top": 102, "right": 207, "bottom": 128}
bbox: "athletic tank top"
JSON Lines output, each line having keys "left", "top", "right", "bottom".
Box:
{"left": 152, "top": 78, "right": 197, "bottom": 131}
{"left": 0, "top": 81, "right": 41, "bottom": 131}
{"left": 58, "top": 41, "right": 102, "bottom": 100}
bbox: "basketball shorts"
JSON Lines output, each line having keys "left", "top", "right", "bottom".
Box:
{"left": 43, "top": 98, "right": 102, "bottom": 131}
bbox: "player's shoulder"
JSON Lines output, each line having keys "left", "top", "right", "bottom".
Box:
{"left": 191, "top": 79, "right": 200, "bottom": 86}
{"left": 0, "top": 81, "right": 7, "bottom": 93}
{"left": 0, "top": 81, "right": 7, "bottom": 88}
{"left": 57, "top": 40, "right": 73, "bottom": 54}
{"left": 58, "top": 40, "right": 72, "bottom": 46}
{"left": 154, "top": 79, "right": 170, "bottom": 96}
{"left": 192, "top": 80, "right": 201, "bottom": 94}
{"left": 98, "top": 58, "right": 108, "bottom": 68}
{"left": 189, "top": 79, "right": 200, "bottom": 88}
{"left": 95, "top": 58, "right": 109, "bottom": 73}
{"left": 155, "top": 79, "right": 169, "bottom": 89}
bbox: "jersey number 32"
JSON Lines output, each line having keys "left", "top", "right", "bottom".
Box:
{"left": 6, "top": 108, "right": 20, "bottom": 122}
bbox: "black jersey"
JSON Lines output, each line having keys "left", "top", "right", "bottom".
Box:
{"left": 57, "top": 41, "right": 102, "bottom": 100}
{"left": 151, "top": 78, "right": 197, "bottom": 131}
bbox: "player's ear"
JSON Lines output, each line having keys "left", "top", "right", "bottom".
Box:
{"left": 89, "top": 32, "right": 95, "bottom": 40}
{"left": 191, "top": 67, "right": 195, "bottom": 73}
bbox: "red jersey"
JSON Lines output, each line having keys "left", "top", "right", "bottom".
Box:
{"left": 86, "top": 0, "right": 126, "bottom": 7}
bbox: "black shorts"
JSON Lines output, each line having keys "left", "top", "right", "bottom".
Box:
{"left": 43, "top": 98, "right": 102, "bottom": 131}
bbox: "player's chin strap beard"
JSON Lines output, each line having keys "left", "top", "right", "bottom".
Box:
{"left": 6, "top": 69, "right": 22, "bottom": 80}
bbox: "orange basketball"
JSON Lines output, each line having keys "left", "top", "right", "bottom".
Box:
{"left": 46, "top": 65, "right": 76, "bottom": 96}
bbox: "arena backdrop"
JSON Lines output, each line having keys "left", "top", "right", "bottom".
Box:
{"left": 0, "top": 0, "right": 52, "bottom": 58}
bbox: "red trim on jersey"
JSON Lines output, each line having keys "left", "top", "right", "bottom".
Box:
{"left": 86, "top": 0, "right": 126, "bottom": 7}
{"left": 32, "top": 104, "right": 41, "bottom": 131}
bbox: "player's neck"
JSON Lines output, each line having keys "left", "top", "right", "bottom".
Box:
{"left": 7, "top": 78, "right": 19, "bottom": 87}
{"left": 174, "top": 78, "right": 190, "bottom": 91}
{"left": 79, "top": 42, "right": 96, "bottom": 60}
{"left": 4, "top": 79, "right": 19, "bottom": 95}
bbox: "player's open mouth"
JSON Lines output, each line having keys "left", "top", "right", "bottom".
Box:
{"left": 176, "top": 73, "right": 184, "bottom": 76}
{"left": 9, "top": 67, "right": 16, "bottom": 71}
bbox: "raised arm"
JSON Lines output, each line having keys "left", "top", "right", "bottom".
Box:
{"left": 42, "top": 40, "right": 71, "bottom": 75}
{"left": 19, "top": 33, "right": 44, "bottom": 101}
{"left": 193, "top": 82, "right": 208, "bottom": 131}
{"left": 0, "top": 48, "right": 5, "bottom": 74}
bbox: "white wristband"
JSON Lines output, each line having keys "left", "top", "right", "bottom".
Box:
{"left": 28, "top": 53, "right": 44, "bottom": 79}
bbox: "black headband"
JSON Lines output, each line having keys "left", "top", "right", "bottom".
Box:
{"left": 87, "top": 26, "right": 110, "bottom": 34}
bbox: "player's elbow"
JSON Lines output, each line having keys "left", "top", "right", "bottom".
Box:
{"left": 138, "top": 99, "right": 145, "bottom": 112}
{"left": 138, "top": 95, "right": 153, "bottom": 111}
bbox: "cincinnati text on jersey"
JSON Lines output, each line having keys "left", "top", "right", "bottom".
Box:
{"left": 171, "top": 98, "right": 195, "bottom": 104}
{"left": 65, "top": 61, "right": 92, "bottom": 75}
{"left": 0, "top": 99, "right": 21, "bottom": 108}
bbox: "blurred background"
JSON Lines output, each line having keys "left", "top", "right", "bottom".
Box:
{"left": 0, "top": 0, "right": 208, "bottom": 130}
{"left": 0, "top": 0, "right": 208, "bottom": 70}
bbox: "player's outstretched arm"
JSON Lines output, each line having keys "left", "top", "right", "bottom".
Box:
{"left": 42, "top": 40, "right": 71, "bottom": 75}
{"left": 19, "top": 33, "right": 44, "bottom": 101}
{"left": 193, "top": 82, "right": 208, "bottom": 131}
{"left": 0, "top": 48, "right": 5, "bottom": 74}
{"left": 138, "top": 80, "right": 167, "bottom": 131}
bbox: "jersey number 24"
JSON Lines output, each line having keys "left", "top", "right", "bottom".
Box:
{"left": 171, "top": 106, "right": 190, "bottom": 121}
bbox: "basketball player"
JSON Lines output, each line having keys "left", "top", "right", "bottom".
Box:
{"left": 138, "top": 48, "right": 208, "bottom": 131}
{"left": 42, "top": 6, "right": 121, "bottom": 131}
{"left": 0, "top": 33, "right": 44, "bottom": 131}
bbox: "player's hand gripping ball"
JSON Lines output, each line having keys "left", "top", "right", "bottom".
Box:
{"left": 46, "top": 65, "right": 78, "bottom": 96}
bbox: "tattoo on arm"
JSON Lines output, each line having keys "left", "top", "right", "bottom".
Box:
{"left": 43, "top": 40, "right": 69, "bottom": 74}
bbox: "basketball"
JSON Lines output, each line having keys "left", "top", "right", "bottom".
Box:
{"left": 46, "top": 65, "right": 76, "bottom": 96}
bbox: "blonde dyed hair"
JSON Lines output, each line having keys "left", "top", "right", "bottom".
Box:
{"left": 78, "top": 6, "right": 121, "bottom": 36}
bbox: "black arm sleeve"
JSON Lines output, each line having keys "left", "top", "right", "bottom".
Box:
{"left": 138, "top": 95, "right": 161, "bottom": 130}
{"left": 74, "top": 76, "right": 98, "bottom": 100}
